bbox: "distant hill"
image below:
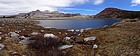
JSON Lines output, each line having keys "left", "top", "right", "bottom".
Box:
{"left": 0, "top": 10, "right": 81, "bottom": 19}
{"left": 94, "top": 8, "right": 140, "bottom": 19}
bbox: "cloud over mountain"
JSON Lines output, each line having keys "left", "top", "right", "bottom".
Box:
{"left": 0, "top": 0, "right": 104, "bottom": 15}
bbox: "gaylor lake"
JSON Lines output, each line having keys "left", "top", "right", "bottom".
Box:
{"left": 37, "top": 19, "right": 121, "bottom": 29}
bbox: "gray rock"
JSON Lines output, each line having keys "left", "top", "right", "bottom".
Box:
{"left": 0, "top": 43, "right": 5, "bottom": 51}
{"left": 64, "top": 37, "right": 71, "bottom": 40}
{"left": 8, "top": 32, "right": 19, "bottom": 38}
{"left": 93, "top": 44, "right": 98, "bottom": 49}
{"left": 84, "top": 36, "right": 96, "bottom": 42}
{"left": 44, "top": 34, "right": 57, "bottom": 38}
{"left": 58, "top": 45, "right": 73, "bottom": 50}
{"left": 31, "top": 32, "right": 40, "bottom": 35}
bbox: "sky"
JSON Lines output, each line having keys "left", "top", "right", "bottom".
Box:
{"left": 0, "top": 0, "right": 140, "bottom": 15}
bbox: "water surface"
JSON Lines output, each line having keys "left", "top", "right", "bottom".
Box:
{"left": 37, "top": 19, "right": 121, "bottom": 29}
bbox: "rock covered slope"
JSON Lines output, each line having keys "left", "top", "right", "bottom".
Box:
{"left": 94, "top": 8, "right": 140, "bottom": 19}
{"left": 79, "top": 19, "right": 140, "bottom": 56}
{"left": 0, "top": 19, "right": 140, "bottom": 56}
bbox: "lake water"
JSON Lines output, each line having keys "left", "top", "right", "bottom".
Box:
{"left": 37, "top": 19, "right": 121, "bottom": 29}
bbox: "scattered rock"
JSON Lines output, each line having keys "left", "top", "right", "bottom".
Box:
{"left": 22, "top": 29, "right": 26, "bottom": 31}
{"left": 103, "top": 25, "right": 108, "bottom": 27}
{"left": 0, "top": 43, "right": 5, "bottom": 51}
{"left": 8, "top": 32, "right": 19, "bottom": 38}
{"left": 75, "top": 29, "right": 80, "bottom": 32}
{"left": 0, "top": 37, "right": 1, "bottom": 40}
{"left": 15, "top": 30, "right": 21, "bottom": 33}
{"left": 19, "top": 39, "right": 31, "bottom": 45}
{"left": 22, "top": 55, "right": 26, "bottom": 56}
{"left": 84, "top": 36, "right": 96, "bottom": 42}
{"left": 31, "top": 32, "right": 40, "bottom": 35}
{"left": 59, "top": 45, "right": 73, "bottom": 50}
{"left": 64, "top": 37, "right": 71, "bottom": 40}
{"left": 40, "top": 30, "right": 45, "bottom": 32}
{"left": 44, "top": 34, "right": 57, "bottom": 38}
{"left": 93, "top": 44, "right": 98, "bottom": 49}
{"left": 44, "top": 27, "right": 50, "bottom": 28}
{"left": 19, "top": 36, "right": 32, "bottom": 44}
{"left": 0, "top": 32, "right": 2, "bottom": 34}
{"left": 123, "top": 19, "right": 138, "bottom": 22}
{"left": 85, "top": 28, "right": 92, "bottom": 30}
{"left": 68, "top": 29, "right": 75, "bottom": 32}
{"left": 59, "top": 32, "right": 62, "bottom": 34}
{"left": 19, "top": 36, "right": 27, "bottom": 40}
{"left": 65, "top": 33, "right": 68, "bottom": 35}
{"left": 80, "top": 29, "right": 84, "bottom": 33}
{"left": 12, "top": 51, "right": 18, "bottom": 54}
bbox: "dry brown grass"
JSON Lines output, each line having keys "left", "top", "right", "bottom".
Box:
{"left": 0, "top": 19, "right": 140, "bottom": 56}
{"left": 28, "top": 35, "right": 69, "bottom": 56}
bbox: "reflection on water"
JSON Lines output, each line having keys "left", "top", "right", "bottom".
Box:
{"left": 37, "top": 19, "right": 121, "bottom": 29}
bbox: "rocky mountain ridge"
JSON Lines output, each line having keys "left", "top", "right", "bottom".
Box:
{"left": 0, "top": 10, "right": 81, "bottom": 19}
{"left": 94, "top": 8, "right": 140, "bottom": 19}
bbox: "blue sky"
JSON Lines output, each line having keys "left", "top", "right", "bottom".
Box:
{"left": 59, "top": 0, "right": 140, "bottom": 15}
{"left": 0, "top": 0, "right": 140, "bottom": 15}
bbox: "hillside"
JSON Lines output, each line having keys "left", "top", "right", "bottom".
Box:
{"left": 94, "top": 8, "right": 140, "bottom": 19}
{"left": 0, "top": 19, "right": 140, "bottom": 56}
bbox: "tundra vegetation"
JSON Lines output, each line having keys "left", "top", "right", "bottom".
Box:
{"left": 0, "top": 19, "right": 140, "bottom": 56}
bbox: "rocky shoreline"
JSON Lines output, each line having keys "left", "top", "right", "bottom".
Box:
{"left": 0, "top": 19, "right": 140, "bottom": 56}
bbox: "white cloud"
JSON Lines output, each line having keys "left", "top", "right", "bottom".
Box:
{"left": 92, "top": 0, "right": 104, "bottom": 5}
{"left": 0, "top": 0, "right": 103, "bottom": 15}
{"left": 59, "top": 8, "right": 97, "bottom": 12}
{"left": 131, "top": 0, "right": 140, "bottom": 6}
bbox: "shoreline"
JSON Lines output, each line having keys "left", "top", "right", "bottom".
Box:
{"left": 0, "top": 17, "right": 120, "bottom": 20}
